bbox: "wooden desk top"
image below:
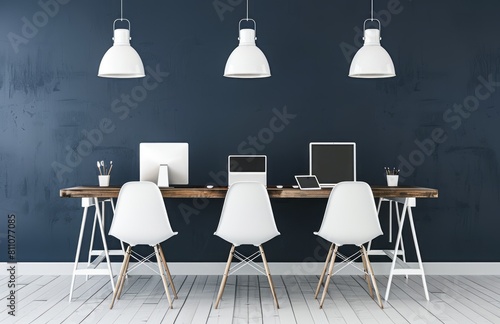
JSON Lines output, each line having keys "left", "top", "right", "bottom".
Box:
{"left": 60, "top": 186, "right": 438, "bottom": 199}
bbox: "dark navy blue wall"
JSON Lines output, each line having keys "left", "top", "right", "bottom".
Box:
{"left": 1, "top": 0, "right": 499, "bottom": 262}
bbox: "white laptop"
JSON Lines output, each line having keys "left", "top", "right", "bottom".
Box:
{"left": 228, "top": 155, "right": 267, "bottom": 187}
{"left": 295, "top": 175, "right": 322, "bottom": 190}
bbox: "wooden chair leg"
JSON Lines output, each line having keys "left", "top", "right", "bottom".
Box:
{"left": 259, "top": 245, "right": 280, "bottom": 309}
{"left": 362, "top": 245, "right": 383, "bottom": 309}
{"left": 158, "top": 245, "right": 178, "bottom": 299}
{"left": 360, "top": 246, "right": 373, "bottom": 298}
{"left": 215, "top": 245, "right": 235, "bottom": 309}
{"left": 110, "top": 245, "right": 131, "bottom": 309}
{"left": 319, "top": 245, "right": 338, "bottom": 309}
{"left": 116, "top": 246, "right": 131, "bottom": 300}
{"left": 315, "top": 243, "right": 334, "bottom": 299}
{"left": 155, "top": 245, "right": 173, "bottom": 308}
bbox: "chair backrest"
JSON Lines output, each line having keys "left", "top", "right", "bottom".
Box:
{"left": 214, "top": 182, "right": 280, "bottom": 246}
{"left": 315, "top": 181, "right": 382, "bottom": 246}
{"left": 109, "top": 181, "right": 177, "bottom": 246}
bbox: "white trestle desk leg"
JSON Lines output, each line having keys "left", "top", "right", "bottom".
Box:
{"left": 94, "top": 197, "right": 115, "bottom": 292}
{"left": 395, "top": 201, "right": 408, "bottom": 279}
{"left": 101, "top": 200, "right": 106, "bottom": 227}
{"left": 110, "top": 198, "right": 125, "bottom": 254}
{"left": 109, "top": 198, "right": 126, "bottom": 278}
{"left": 69, "top": 205, "right": 89, "bottom": 302}
{"left": 369, "top": 198, "right": 385, "bottom": 251}
{"left": 389, "top": 200, "right": 393, "bottom": 243}
{"left": 86, "top": 199, "right": 116, "bottom": 281}
{"left": 385, "top": 199, "right": 408, "bottom": 301}
{"left": 376, "top": 198, "right": 383, "bottom": 217}
{"left": 86, "top": 209, "right": 98, "bottom": 281}
{"left": 408, "top": 205, "right": 430, "bottom": 301}
{"left": 71, "top": 198, "right": 119, "bottom": 302}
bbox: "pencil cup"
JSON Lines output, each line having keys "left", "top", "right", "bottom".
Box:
{"left": 386, "top": 175, "right": 399, "bottom": 187}
{"left": 98, "top": 175, "right": 110, "bottom": 187}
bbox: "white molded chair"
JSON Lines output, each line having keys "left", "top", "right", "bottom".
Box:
{"left": 214, "top": 182, "right": 280, "bottom": 309}
{"left": 314, "top": 181, "right": 384, "bottom": 308}
{"left": 108, "top": 181, "right": 178, "bottom": 309}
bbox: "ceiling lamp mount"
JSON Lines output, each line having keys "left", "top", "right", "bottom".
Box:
{"left": 349, "top": 0, "right": 396, "bottom": 79}
{"left": 98, "top": 0, "right": 145, "bottom": 78}
{"left": 224, "top": 0, "right": 271, "bottom": 78}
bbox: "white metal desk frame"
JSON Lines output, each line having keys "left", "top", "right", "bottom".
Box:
{"left": 368, "top": 197, "right": 430, "bottom": 301}
{"left": 69, "top": 197, "right": 125, "bottom": 301}
{"left": 67, "top": 191, "right": 430, "bottom": 303}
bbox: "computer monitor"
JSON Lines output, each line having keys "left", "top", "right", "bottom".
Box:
{"left": 228, "top": 155, "right": 267, "bottom": 187}
{"left": 140, "top": 143, "right": 189, "bottom": 187}
{"left": 309, "top": 142, "right": 356, "bottom": 187}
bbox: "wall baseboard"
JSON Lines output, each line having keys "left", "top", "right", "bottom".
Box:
{"left": 3, "top": 262, "right": 500, "bottom": 276}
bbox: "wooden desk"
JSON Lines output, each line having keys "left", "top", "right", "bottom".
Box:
{"left": 60, "top": 185, "right": 438, "bottom": 199}
{"left": 60, "top": 185, "right": 438, "bottom": 302}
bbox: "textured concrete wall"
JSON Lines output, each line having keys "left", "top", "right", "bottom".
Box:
{"left": 1, "top": 0, "right": 499, "bottom": 262}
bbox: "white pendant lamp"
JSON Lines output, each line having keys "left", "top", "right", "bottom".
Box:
{"left": 349, "top": 0, "right": 396, "bottom": 78}
{"left": 224, "top": 0, "right": 271, "bottom": 78}
{"left": 98, "top": 0, "right": 145, "bottom": 78}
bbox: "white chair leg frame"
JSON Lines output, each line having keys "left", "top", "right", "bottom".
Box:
{"left": 123, "top": 247, "right": 178, "bottom": 299}
{"left": 314, "top": 244, "right": 383, "bottom": 309}
{"left": 214, "top": 245, "right": 279, "bottom": 309}
{"left": 109, "top": 244, "right": 177, "bottom": 309}
{"left": 124, "top": 247, "right": 177, "bottom": 299}
{"left": 69, "top": 198, "right": 115, "bottom": 302}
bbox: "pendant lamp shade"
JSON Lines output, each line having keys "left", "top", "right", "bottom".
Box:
{"left": 98, "top": 28, "right": 145, "bottom": 78}
{"left": 349, "top": 29, "right": 395, "bottom": 78}
{"left": 224, "top": 28, "right": 271, "bottom": 78}
{"left": 223, "top": 0, "right": 271, "bottom": 79}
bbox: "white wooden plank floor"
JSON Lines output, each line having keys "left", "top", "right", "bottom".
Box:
{"left": 1, "top": 275, "right": 500, "bottom": 323}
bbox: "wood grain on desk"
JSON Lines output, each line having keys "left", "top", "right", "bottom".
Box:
{"left": 60, "top": 186, "right": 438, "bottom": 199}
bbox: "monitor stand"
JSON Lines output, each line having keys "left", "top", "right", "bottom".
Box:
{"left": 157, "top": 164, "right": 170, "bottom": 187}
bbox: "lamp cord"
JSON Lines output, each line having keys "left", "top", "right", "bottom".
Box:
{"left": 120, "top": 0, "right": 123, "bottom": 21}
{"left": 246, "top": 0, "right": 249, "bottom": 21}
{"left": 371, "top": 0, "right": 373, "bottom": 21}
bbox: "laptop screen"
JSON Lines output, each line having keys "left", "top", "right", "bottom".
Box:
{"left": 229, "top": 156, "right": 266, "bottom": 172}
{"left": 295, "top": 175, "right": 321, "bottom": 190}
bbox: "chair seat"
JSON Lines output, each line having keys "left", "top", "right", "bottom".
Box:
{"left": 214, "top": 231, "right": 280, "bottom": 247}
